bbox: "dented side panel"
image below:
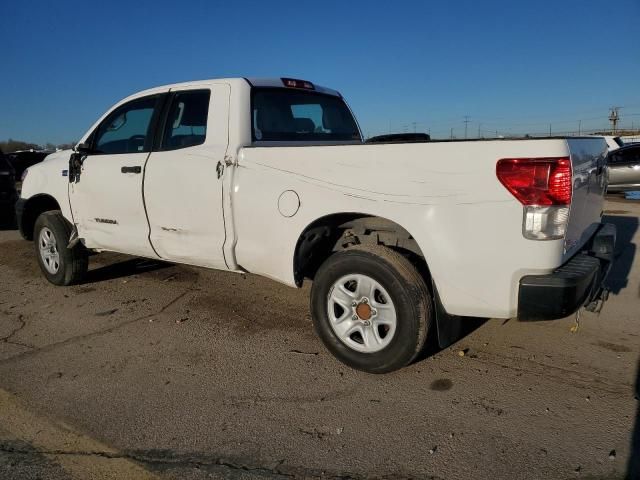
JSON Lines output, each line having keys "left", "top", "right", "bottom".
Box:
{"left": 143, "top": 84, "right": 231, "bottom": 269}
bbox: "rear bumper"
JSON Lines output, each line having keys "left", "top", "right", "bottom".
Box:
{"left": 517, "top": 223, "right": 616, "bottom": 321}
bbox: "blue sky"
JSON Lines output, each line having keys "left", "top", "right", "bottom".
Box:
{"left": 1, "top": 0, "right": 639, "bottom": 143}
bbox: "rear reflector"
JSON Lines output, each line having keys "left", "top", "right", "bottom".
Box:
{"left": 281, "top": 78, "right": 315, "bottom": 90}
{"left": 496, "top": 157, "right": 572, "bottom": 206}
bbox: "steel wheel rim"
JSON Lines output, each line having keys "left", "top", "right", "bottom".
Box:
{"left": 327, "top": 274, "right": 397, "bottom": 353}
{"left": 38, "top": 227, "right": 60, "bottom": 274}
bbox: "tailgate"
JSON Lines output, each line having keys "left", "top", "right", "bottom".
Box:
{"left": 563, "top": 138, "right": 608, "bottom": 260}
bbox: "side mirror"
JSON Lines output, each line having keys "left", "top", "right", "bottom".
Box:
{"left": 75, "top": 142, "right": 92, "bottom": 153}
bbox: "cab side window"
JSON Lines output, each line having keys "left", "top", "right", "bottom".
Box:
{"left": 93, "top": 96, "right": 159, "bottom": 155}
{"left": 161, "top": 90, "right": 210, "bottom": 150}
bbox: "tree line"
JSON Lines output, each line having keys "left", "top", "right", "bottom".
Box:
{"left": 0, "top": 139, "right": 75, "bottom": 153}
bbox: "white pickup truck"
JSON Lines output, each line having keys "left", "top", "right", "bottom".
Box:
{"left": 16, "top": 77, "right": 616, "bottom": 373}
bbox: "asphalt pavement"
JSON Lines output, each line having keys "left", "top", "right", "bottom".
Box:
{"left": 0, "top": 198, "right": 638, "bottom": 479}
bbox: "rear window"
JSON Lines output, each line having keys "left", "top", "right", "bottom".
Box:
{"left": 252, "top": 89, "right": 360, "bottom": 142}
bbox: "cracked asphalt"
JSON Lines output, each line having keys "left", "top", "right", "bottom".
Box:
{"left": 0, "top": 197, "right": 639, "bottom": 480}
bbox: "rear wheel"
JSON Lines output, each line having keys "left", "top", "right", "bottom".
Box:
{"left": 34, "top": 211, "right": 88, "bottom": 286}
{"left": 311, "top": 244, "right": 433, "bottom": 373}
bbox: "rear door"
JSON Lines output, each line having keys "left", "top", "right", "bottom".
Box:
{"left": 143, "top": 84, "right": 230, "bottom": 269}
{"left": 69, "top": 93, "right": 168, "bottom": 257}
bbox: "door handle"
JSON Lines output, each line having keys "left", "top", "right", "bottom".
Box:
{"left": 121, "top": 166, "right": 142, "bottom": 174}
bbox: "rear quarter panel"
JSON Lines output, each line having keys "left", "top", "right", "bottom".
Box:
{"left": 232, "top": 139, "right": 574, "bottom": 318}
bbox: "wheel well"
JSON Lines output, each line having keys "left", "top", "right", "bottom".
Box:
{"left": 21, "top": 195, "right": 61, "bottom": 240}
{"left": 293, "top": 213, "right": 429, "bottom": 286}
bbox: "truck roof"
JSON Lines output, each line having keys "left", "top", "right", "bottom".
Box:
{"left": 129, "top": 77, "right": 341, "bottom": 100}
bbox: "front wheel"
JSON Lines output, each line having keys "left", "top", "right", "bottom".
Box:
{"left": 310, "top": 244, "right": 433, "bottom": 373}
{"left": 34, "top": 211, "right": 88, "bottom": 286}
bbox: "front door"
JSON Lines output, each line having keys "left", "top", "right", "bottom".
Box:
{"left": 143, "top": 84, "right": 230, "bottom": 269}
{"left": 69, "top": 93, "right": 166, "bottom": 257}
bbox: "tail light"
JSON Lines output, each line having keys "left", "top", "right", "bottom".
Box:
{"left": 496, "top": 157, "right": 572, "bottom": 240}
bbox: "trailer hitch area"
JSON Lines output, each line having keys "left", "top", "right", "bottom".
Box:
{"left": 584, "top": 287, "right": 610, "bottom": 315}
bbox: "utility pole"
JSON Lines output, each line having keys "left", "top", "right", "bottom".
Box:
{"left": 609, "top": 107, "right": 620, "bottom": 134}
{"left": 549, "top": 124, "right": 552, "bottom": 137}
{"left": 412, "top": 122, "right": 417, "bottom": 133}
{"left": 463, "top": 116, "right": 470, "bottom": 139}
{"left": 578, "top": 120, "right": 582, "bottom": 135}
{"left": 450, "top": 127, "right": 454, "bottom": 139}
{"left": 477, "top": 123, "right": 482, "bottom": 138}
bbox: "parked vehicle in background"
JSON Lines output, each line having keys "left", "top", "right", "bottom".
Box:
{"left": 607, "top": 143, "right": 640, "bottom": 192}
{"left": 6, "top": 150, "right": 51, "bottom": 179}
{"left": 15, "top": 77, "right": 616, "bottom": 373}
{"left": 0, "top": 151, "right": 18, "bottom": 223}
{"left": 366, "top": 133, "right": 431, "bottom": 143}
{"left": 598, "top": 135, "right": 624, "bottom": 152}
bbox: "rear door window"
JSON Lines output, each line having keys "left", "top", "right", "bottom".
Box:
{"left": 161, "top": 90, "right": 210, "bottom": 150}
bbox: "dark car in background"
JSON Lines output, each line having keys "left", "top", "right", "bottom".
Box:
{"left": 6, "top": 150, "right": 51, "bottom": 179}
{"left": 0, "top": 152, "right": 18, "bottom": 223}
{"left": 607, "top": 143, "right": 640, "bottom": 192}
{"left": 366, "top": 133, "right": 431, "bottom": 144}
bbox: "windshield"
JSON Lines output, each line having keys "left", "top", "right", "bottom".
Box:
{"left": 251, "top": 88, "right": 360, "bottom": 142}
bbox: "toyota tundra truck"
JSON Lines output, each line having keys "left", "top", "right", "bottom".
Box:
{"left": 15, "top": 77, "right": 616, "bottom": 373}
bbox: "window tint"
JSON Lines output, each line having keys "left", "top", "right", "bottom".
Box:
{"left": 161, "top": 90, "right": 210, "bottom": 150}
{"left": 610, "top": 147, "right": 640, "bottom": 165}
{"left": 621, "top": 147, "right": 640, "bottom": 164}
{"left": 608, "top": 152, "right": 622, "bottom": 164}
{"left": 252, "top": 89, "right": 360, "bottom": 142}
{"left": 94, "top": 96, "right": 158, "bottom": 154}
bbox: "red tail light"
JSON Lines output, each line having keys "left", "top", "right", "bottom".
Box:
{"left": 496, "top": 157, "right": 572, "bottom": 206}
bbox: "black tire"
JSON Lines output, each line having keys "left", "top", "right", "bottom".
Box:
{"left": 33, "top": 211, "right": 88, "bottom": 286}
{"left": 311, "top": 244, "right": 433, "bottom": 374}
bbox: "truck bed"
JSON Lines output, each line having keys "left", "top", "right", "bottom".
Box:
{"left": 232, "top": 137, "right": 608, "bottom": 318}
